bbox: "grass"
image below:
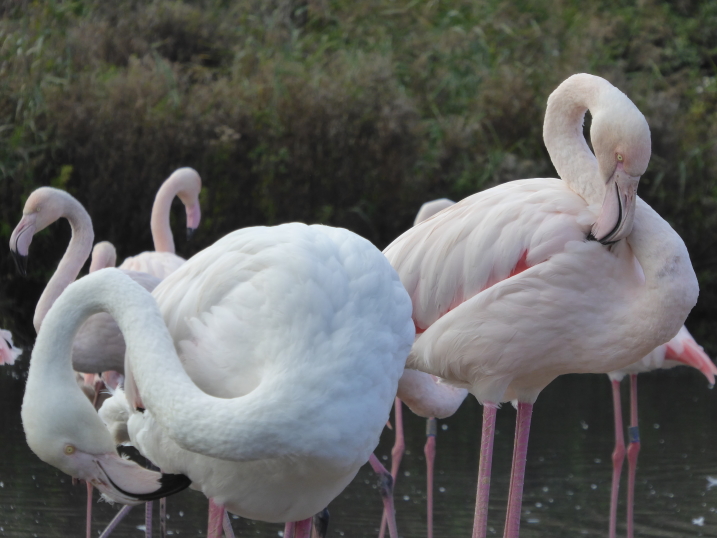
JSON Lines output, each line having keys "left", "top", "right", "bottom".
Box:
{"left": 0, "top": 0, "right": 716, "bottom": 352}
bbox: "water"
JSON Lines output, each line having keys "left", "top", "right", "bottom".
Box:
{"left": 2, "top": 363, "right": 717, "bottom": 537}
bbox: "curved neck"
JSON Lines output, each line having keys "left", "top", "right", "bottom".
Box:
{"left": 626, "top": 198, "right": 698, "bottom": 345}
{"left": 543, "top": 74, "right": 614, "bottom": 205}
{"left": 34, "top": 199, "right": 94, "bottom": 332}
{"left": 150, "top": 169, "right": 201, "bottom": 254}
{"left": 34, "top": 269, "right": 289, "bottom": 462}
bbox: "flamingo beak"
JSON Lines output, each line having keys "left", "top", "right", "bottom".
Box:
{"left": 665, "top": 339, "right": 717, "bottom": 388}
{"left": 9, "top": 214, "right": 37, "bottom": 276}
{"left": 74, "top": 451, "right": 191, "bottom": 505}
{"left": 185, "top": 203, "right": 201, "bottom": 241}
{"left": 590, "top": 164, "right": 639, "bottom": 245}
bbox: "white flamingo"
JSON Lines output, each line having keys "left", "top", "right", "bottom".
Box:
{"left": 383, "top": 73, "right": 698, "bottom": 538}
{"left": 24, "top": 223, "right": 414, "bottom": 538}
{"left": 607, "top": 326, "right": 716, "bottom": 538}
{"left": 0, "top": 329, "right": 22, "bottom": 365}
{"left": 119, "top": 167, "right": 202, "bottom": 279}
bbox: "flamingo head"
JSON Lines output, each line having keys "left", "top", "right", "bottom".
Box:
{"left": 22, "top": 357, "right": 190, "bottom": 505}
{"left": 9, "top": 188, "right": 73, "bottom": 276}
{"left": 168, "top": 167, "right": 202, "bottom": 240}
{"left": 663, "top": 326, "right": 717, "bottom": 388}
{"left": 589, "top": 91, "right": 651, "bottom": 245}
{"left": 0, "top": 329, "right": 21, "bottom": 366}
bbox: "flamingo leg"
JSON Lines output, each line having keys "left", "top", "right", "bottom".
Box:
{"left": 472, "top": 404, "right": 497, "bottom": 538}
{"left": 85, "top": 481, "right": 93, "bottom": 538}
{"left": 145, "top": 501, "right": 153, "bottom": 537}
{"left": 98, "top": 505, "right": 133, "bottom": 538}
{"left": 626, "top": 374, "right": 640, "bottom": 538}
{"left": 207, "top": 498, "right": 224, "bottom": 538}
{"left": 425, "top": 417, "right": 437, "bottom": 538}
{"left": 369, "top": 453, "right": 399, "bottom": 538}
{"left": 159, "top": 498, "right": 167, "bottom": 538}
{"left": 311, "top": 508, "right": 330, "bottom": 538}
{"left": 379, "top": 398, "right": 404, "bottom": 538}
{"left": 609, "top": 379, "right": 626, "bottom": 538}
{"left": 502, "top": 402, "right": 533, "bottom": 538}
{"left": 223, "top": 510, "right": 236, "bottom": 538}
{"left": 284, "top": 521, "right": 295, "bottom": 538}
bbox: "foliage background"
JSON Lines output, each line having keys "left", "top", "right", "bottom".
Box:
{"left": 0, "top": 0, "right": 715, "bottom": 352}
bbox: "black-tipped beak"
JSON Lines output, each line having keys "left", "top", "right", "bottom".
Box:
{"left": 122, "top": 472, "right": 192, "bottom": 502}
{"left": 11, "top": 250, "right": 28, "bottom": 277}
{"left": 186, "top": 227, "right": 197, "bottom": 241}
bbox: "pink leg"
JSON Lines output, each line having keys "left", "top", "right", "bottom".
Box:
{"left": 472, "top": 404, "right": 497, "bottom": 538}
{"left": 626, "top": 375, "right": 640, "bottom": 538}
{"left": 223, "top": 510, "right": 236, "bottom": 538}
{"left": 98, "top": 505, "right": 133, "bottom": 538}
{"left": 207, "top": 498, "right": 224, "bottom": 538}
{"left": 609, "top": 379, "right": 626, "bottom": 538}
{"left": 86, "top": 481, "right": 93, "bottom": 538}
{"left": 502, "top": 402, "right": 533, "bottom": 538}
{"left": 369, "top": 453, "right": 399, "bottom": 538}
{"left": 425, "top": 418, "right": 437, "bottom": 538}
{"left": 295, "top": 518, "right": 312, "bottom": 538}
{"left": 379, "top": 398, "right": 405, "bottom": 538}
{"left": 145, "top": 501, "right": 153, "bottom": 537}
{"left": 284, "top": 521, "right": 295, "bottom": 538}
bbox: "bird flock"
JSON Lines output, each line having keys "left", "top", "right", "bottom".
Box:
{"left": 2, "top": 73, "right": 714, "bottom": 538}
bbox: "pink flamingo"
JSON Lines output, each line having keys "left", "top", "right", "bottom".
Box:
{"left": 380, "top": 197, "right": 467, "bottom": 538}
{"left": 607, "top": 326, "right": 716, "bottom": 538}
{"left": 119, "top": 167, "right": 202, "bottom": 279}
{"left": 383, "top": 74, "right": 698, "bottom": 538}
{"left": 0, "top": 329, "right": 22, "bottom": 365}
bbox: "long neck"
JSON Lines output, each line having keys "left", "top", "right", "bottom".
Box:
{"left": 543, "top": 74, "right": 613, "bottom": 205}
{"left": 33, "top": 201, "right": 94, "bottom": 332}
{"left": 150, "top": 180, "right": 178, "bottom": 254}
{"left": 626, "top": 198, "right": 699, "bottom": 346}
{"left": 36, "top": 269, "right": 293, "bottom": 462}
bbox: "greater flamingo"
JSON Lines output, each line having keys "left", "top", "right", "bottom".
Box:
{"left": 24, "top": 223, "right": 414, "bottom": 538}
{"left": 380, "top": 197, "right": 467, "bottom": 538}
{"left": 119, "top": 167, "right": 202, "bottom": 279}
{"left": 607, "top": 326, "right": 716, "bottom": 538}
{"left": 0, "top": 329, "right": 22, "bottom": 365}
{"left": 383, "top": 73, "right": 698, "bottom": 538}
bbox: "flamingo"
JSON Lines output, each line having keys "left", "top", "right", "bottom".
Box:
{"left": 22, "top": 223, "right": 414, "bottom": 538}
{"left": 607, "top": 326, "right": 716, "bottom": 538}
{"left": 0, "top": 329, "right": 22, "bottom": 365}
{"left": 383, "top": 73, "right": 698, "bottom": 538}
{"left": 119, "top": 167, "right": 202, "bottom": 279}
{"left": 380, "top": 197, "right": 467, "bottom": 538}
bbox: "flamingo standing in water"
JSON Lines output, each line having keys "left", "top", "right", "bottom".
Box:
{"left": 607, "top": 326, "right": 716, "bottom": 538}
{"left": 22, "top": 223, "right": 414, "bottom": 538}
{"left": 0, "top": 329, "right": 22, "bottom": 365}
{"left": 380, "top": 197, "right": 467, "bottom": 538}
{"left": 119, "top": 167, "right": 202, "bottom": 279}
{"left": 383, "top": 73, "right": 698, "bottom": 538}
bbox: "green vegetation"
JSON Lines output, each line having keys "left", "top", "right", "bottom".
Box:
{"left": 1, "top": 0, "right": 716, "bottom": 352}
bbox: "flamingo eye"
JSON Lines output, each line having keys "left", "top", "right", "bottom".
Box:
{"left": 617, "top": 154, "right": 624, "bottom": 162}
{"left": 64, "top": 445, "right": 76, "bottom": 455}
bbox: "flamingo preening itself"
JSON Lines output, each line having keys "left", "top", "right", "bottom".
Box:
{"left": 383, "top": 73, "right": 698, "bottom": 538}
{"left": 607, "top": 326, "right": 716, "bottom": 538}
{"left": 23, "top": 223, "right": 414, "bottom": 538}
{"left": 0, "top": 329, "right": 22, "bottom": 366}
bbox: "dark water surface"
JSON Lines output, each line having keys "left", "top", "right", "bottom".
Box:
{"left": 2, "top": 362, "right": 717, "bottom": 538}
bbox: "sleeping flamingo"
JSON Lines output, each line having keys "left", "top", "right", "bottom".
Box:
{"left": 607, "top": 326, "right": 716, "bottom": 538}
{"left": 119, "top": 167, "right": 202, "bottom": 279}
{"left": 380, "top": 197, "right": 467, "bottom": 538}
{"left": 0, "top": 329, "right": 22, "bottom": 365}
{"left": 22, "top": 223, "right": 414, "bottom": 538}
{"left": 383, "top": 73, "right": 698, "bottom": 538}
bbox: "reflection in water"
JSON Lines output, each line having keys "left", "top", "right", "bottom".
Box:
{"left": 2, "top": 362, "right": 717, "bottom": 537}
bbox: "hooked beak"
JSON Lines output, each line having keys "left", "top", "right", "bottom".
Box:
{"left": 665, "top": 338, "right": 717, "bottom": 388}
{"left": 75, "top": 451, "right": 191, "bottom": 505}
{"left": 186, "top": 227, "right": 197, "bottom": 241}
{"left": 9, "top": 214, "right": 37, "bottom": 276}
{"left": 590, "top": 165, "right": 639, "bottom": 245}
{"left": 185, "top": 203, "right": 201, "bottom": 241}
